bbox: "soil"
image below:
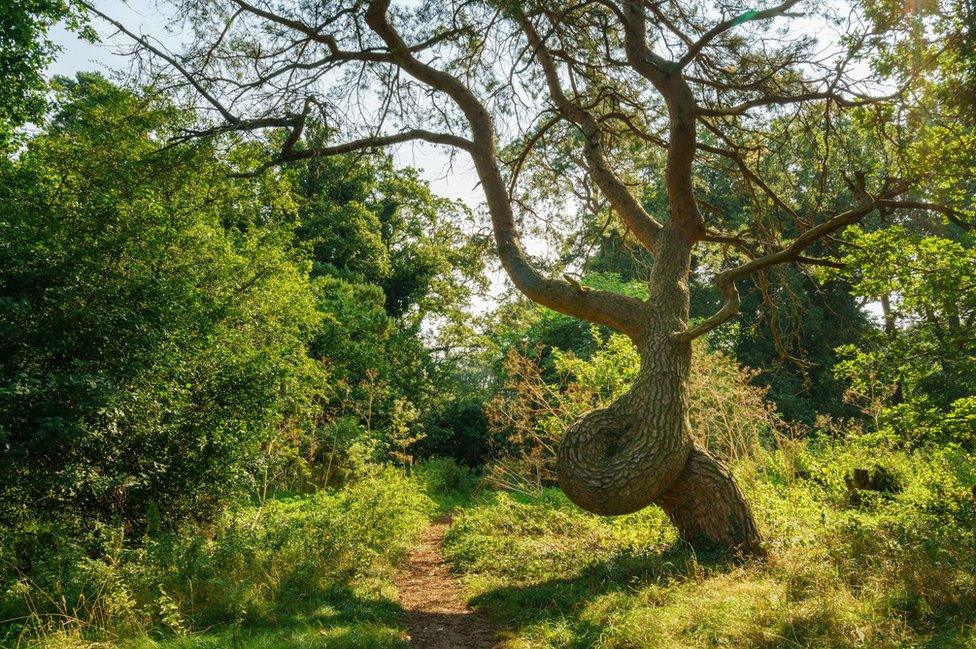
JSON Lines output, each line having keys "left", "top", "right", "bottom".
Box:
{"left": 394, "top": 516, "right": 501, "bottom": 648}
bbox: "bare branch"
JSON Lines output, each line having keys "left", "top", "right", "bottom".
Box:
{"left": 82, "top": 1, "right": 240, "bottom": 124}
{"left": 518, "top": 12, "right": 663, "bottom": 252}
{"left": 676, "top": 197, "right": 884, "bottom": 342}
{"left": 230, "top": 0, "right": 393, "bottom": 62}
{"left": 231, "top": 128, "right": 477, "bottom": 177}
{"left": 698, "top": 87, "right": 906, "bottom": 117}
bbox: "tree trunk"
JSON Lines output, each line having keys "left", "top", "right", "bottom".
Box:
{"left": 655, "top": 446, "right": 764, "bottom": 556}
{"left": 556, "top": 229, "right": 763, "bottom": 556}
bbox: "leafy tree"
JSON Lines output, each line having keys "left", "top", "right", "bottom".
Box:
{"left": 294, "top": 152, "right": 484, "bottom": 323}
{"left": 290, "top": 151, "right": 486, "bottom": 473}
{"left": 418, "top": 396, "right": 492, "bottom": 467}
{"left": 0, "top": 0, "right": 89, "bottom": 144}
{"left": 817, "top": 0, "right": 976, "bottom": 446}
{"left": 0, "top": 74, "right": 324, "bottom": 531}
{"left": 834, "top": 225, "right": 975, "bottom": 447}
{"left": 730, "top": 271, "right": 869, "bottom": 423}
{"left": 861, "top": 0, "right": 975, "bottom": 228}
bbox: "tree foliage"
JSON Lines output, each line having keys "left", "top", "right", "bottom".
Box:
{"left": 835, "top": 225, "right": 976, "bottom": 447}
{"left": 0, "top": 0, "right": 89, "bottom": 144}
{"left": 0, "top": 74, "right": 324, "bottom": 531}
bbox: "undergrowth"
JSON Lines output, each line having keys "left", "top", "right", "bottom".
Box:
{"left": 0, "top": 464, "right": 452, "bottom": 648}
{"left": 444, "top": 440, "right": 976, "bottom": 648}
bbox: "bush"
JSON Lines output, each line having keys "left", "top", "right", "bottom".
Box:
{"left": 418, "top": 397, "right": 493, "bottom": 468}
{"left": 0, "top": 74, "right": 324, "bottom": 533}
{"left": 414, "top": 458, "right": 480, "bottom": 499}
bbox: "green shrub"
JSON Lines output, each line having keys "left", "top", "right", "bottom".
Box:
{"left": 0, "top": 74, "right": 325, "bottom": 533}
{"left": 414, "top": 458, "right": 479, "bottom": 497}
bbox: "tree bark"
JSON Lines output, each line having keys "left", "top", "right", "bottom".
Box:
{"left": 556, "top": 229, "right": 764, "bottom": 556}
{"left": 655, "top": 446, "right": 764, "bottom": 556}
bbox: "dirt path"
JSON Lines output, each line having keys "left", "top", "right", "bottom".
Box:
{"left": 394, "top": 515, "right": 500, "bottom": 648}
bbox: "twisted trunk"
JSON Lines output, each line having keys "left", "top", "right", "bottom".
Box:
{"left": 556, "top": 230, "right": 763, "bottom": 556}
{"left": 363, "top": 0, "right": 761, "bottom": 557}
{"left": 656, "top": 445, "right": 763, "bottom": 555}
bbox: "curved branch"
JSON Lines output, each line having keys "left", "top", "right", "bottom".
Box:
{"left": 618, "top": 0, "right": 705, "bottom": 242}
{"left": 881, "top": 199, "right": 974, "bottom": 231}
{"left": 676, "top": 198, "right": 883, "bottom": 342}
{"left": 364, "top": 0, "right": 647, "bottom": 338}
{"left": 90, "top": 0, "right": 646, "bottom": 337}
{"left": 518, "top": 13, "right": 663, "bottom": 252}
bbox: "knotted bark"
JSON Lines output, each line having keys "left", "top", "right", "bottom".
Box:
{"left": 556, "top": 331, "right": 693, "bottom": 516}
{"left": 656, "top": 446, "right": 764, "bottom": 556}
{"left": 556, "top": 231, "right": 764, "bottom": 556}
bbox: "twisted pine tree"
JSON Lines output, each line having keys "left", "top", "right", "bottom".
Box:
{"left": 84, "top": 0, "right": 964, "bottom": 555}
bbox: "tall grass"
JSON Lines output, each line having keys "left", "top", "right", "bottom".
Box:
{"left": 0, "top": 466, "right": 438, "bottom": 648}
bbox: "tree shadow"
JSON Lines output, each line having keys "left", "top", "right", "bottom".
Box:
{"left": 140, "top": 586, "right": 411, "bottom": 649}
{"left": 467, "top": 542, "right": 729, "bottom": 643}
{"left": 399, "top": 610, "right": 498, "bottom": 649}
{"left": 467, "top": 542, "right": 976, "bottom": 648}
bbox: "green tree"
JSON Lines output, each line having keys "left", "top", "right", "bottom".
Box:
{"left": 294, "top": 152, "right": 484, "bottom": 323}
{"left": 0, "top": 0, "right": 89, "bottom": 144}
{"left": 290, "top": 151, "right": 486, "bottom": 471}
{"left": 0, "top": 74, "right": 324, "bottom": 531}
{"left": 97, "top": 0, "right": 967, "bottom": 554}
{"left": 834, "top": 225, "right": 975, "bottom": 447}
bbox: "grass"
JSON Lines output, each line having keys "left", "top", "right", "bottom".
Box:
{"left": 443, "top": 440, "right": 976, "bottom": 648}
{"left": 119, "top": 579, "right": 409, "bottom": 649}
{"left": 1, "top": 465, "right": 444, "bottom": 648}
{"left": 6, "top": 446, "right": 975, "bottom": 648}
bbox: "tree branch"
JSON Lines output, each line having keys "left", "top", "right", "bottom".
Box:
{"left": 880, "top": 199, "right": 974, "bottom": 231}
{"left": 83, "top": 2, "right": 241, "bottom": 124}
{"left": 698, "top": 87, "right": 906, "bottom": 117}
{"left": 677, "top": 0, "right": 804, "bottom": 70}
{"left": 230, "top": 128, "right": 476, "bottom": 177}
{"left": 518, "top": 12, "right": 663, "bottom": 252}
{"left": 676, "top": 197, "right": 883, "bottom": 342}
{"left": 364, "top": 0, "right": 647, "bottom": 338}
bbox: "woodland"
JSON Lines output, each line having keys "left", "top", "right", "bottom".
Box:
{"left": 0, "top": 0, "right": 974, "bottom": 647}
